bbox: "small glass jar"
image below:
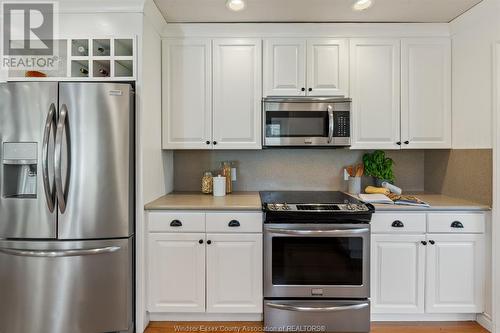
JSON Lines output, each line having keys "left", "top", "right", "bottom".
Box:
{"left": 201, "top": 171, "right": 213, "bottom": 194}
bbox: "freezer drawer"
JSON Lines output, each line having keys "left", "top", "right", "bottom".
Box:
{"left": 0, "top": 237, "right": 133, "bottom": 333}
{"left": 264, "top": 299, "right": 370, "bottom": 333}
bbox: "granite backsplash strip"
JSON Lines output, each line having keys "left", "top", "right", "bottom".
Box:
{"left": 173, "top": 149, "right": 425, "bottom": 192}
{"left": 424, "top": 149, "right": 492, "bottom": 206}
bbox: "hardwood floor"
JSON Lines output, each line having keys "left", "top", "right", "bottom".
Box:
{"left": 146, "top": 321, "right": 489, "bottom": 333}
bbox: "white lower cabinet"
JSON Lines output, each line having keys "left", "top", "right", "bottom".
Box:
{"left": 425, "top": 234, "right": 484, "bottom": 313}
{"left": 147, "top": 211, "right": 263, "bottom": 317}
{"left": 148, "top": 233, "right": 206, "bottom": 312}
{"left": 371, "top": 234, "right": 425, "bottom": 314}
{"left": 371, "top": 212, "right": 485, "bottom": 317}
{"left": 206, "top": 233, "right": 263, "bottom": 313}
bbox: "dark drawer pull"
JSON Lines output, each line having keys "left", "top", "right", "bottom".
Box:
{"left": 228, "top": 220, "right": 240, "bottom": 227}
{"left": 451, "top": 221, "right": 464, "bottom": 228}
{"left": 170, "top": 220, "right": 182, "bottom": 227}
{"left": 421, "top": 241, "right": 427, "bottom": 246}
{"left": 391, "top": 220, "right": 404, "bottom": 228}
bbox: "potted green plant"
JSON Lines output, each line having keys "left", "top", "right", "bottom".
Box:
{"left": 362, "top": 150, "right": 395, "bottom": 186}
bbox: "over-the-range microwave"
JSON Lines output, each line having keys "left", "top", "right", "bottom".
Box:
{"left": 262, "top": 97, "right": 351, "bottom": 147}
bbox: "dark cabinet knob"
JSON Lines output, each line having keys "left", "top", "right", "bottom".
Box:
{"left": 206, "top": 140, "right": 210, "bottom": 145}
{"left": 213, "top": 141, "right": 217, "bottom": 145}
{"left": 451, "top": 221, "right": 464, "bottom": 228}
{"left": 396, "top": 142, "right": 401, "bottom": 145}
{"left": 421, "top": 241, "right": 427, "bottom": 245}
{"left": 391, "top": 220, "right": 404, "bottom": 228}
{"left": 404, "top": 141, "right": 409, "bottom": 144}
{"left": 170, "top": 220, "right": 182, "bottom": 227}
{"left": 301, "top": 87, "right": 305, "bottom": 92}
{"left": 228, "top": 220, "right": 240, "bottom": 227}
{"left": 207, "top": 240, "right": 212, "bottom": 245}
{"left": 308, "top": 88, "right": 312, "bottom": 92}
{"left": 199, "top": 239, "right": 204, "bottom": 244}
{"left": 429, "top": 240, "right": 435, "bottom": 245}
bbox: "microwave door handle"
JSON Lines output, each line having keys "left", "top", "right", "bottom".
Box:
{"left": 327, "top": 105, "right": 334, "bottom": 143}
{"left": 265, "top": 228, "right": 369, "bottom": 236}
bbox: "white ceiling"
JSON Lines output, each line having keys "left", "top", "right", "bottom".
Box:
{"left": 154, "top": 0, "right": 483, "bottom": 23}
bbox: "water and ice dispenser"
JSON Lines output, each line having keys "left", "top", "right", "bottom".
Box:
{"left": 2, "top": 143, "right": 37, "bottom": 198}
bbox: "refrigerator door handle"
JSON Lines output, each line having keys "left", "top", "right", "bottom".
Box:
{"left": 0, "top": 246, "right": 121, "bottom": 258}
{"left": 55, "top": 103, "right": 69, "bottom": 213}
{"left": 42, "top": 103, "right": 56, "bottom": 212}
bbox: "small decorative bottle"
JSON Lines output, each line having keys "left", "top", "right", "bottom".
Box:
{"left": 201, "top": 171, "right": 213, "bottom": 194}
{"left": 220, "top": 162, "right": 232, "bottom": 194}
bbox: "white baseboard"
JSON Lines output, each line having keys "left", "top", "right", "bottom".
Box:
{"left": 371, "top": 313, "right": 477, "bottom": 322}
{"left": 477, "top": 313, "right": 493, "bottom": 332}
{"left": 149, "top": 312, "right": 263, "bottom": 322}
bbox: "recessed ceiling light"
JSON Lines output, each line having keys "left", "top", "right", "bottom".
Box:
{"left": 226, "top": 0, "right": 246, "bottom": 11}
{"left": 353, "top": 0, "right": 373, "bottom": 11}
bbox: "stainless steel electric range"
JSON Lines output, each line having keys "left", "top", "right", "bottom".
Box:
{"left": 260, "top": 191, "right": 375, "bottom": 333}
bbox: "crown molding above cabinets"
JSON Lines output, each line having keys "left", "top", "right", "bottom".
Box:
{"left": 162, "top": 23, "right": 451, "bottom": 39}
{"left": 55, "top": 0, "right": 146, "bottom": 14}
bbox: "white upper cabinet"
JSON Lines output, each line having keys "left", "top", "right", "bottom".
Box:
{"left": 162, "top": 39, "right": 212, "bottom": 149}
{"left": 350, "top": 39, "right": 401, "bottom": 150}
{"left": 306, "top": 38, "right": 349, "bottom": 96}
{"left": 425, "top": 234, "right": 484, "bottom": 313}
{"left": 264, "top": 38, "right": 306, "bottom": 96}
{"left": 401, "top": 38, "right": 451, "bottom": 149}
{"left": 213, "top": 39, "right": 262, "bottom": 149}
{"left": 371, "top": 234, "right": 426, "bottom": 314}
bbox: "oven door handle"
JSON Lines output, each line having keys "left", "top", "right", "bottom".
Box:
{"left": 265, "top": 302, "right": 369, "bottom": 313}
{"left": 327, "top": 105, "right": 334, "bottom": 143}
{"left": 265, "top": 228, "right": 369, "bottom": 236}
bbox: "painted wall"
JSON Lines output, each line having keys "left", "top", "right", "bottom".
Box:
{"left": 173, "top": 150, "right": 425, "bottom": 193}
{"left": 424, "top": 149, "right": 493, "bottom": 206}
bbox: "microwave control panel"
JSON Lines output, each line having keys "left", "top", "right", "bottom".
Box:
{"left": 334, "top": 112, "right": 350, "bottom": 137}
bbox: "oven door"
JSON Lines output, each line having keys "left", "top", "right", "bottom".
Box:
{"left": 263, "top": 100, "right": 350, "bottom": 147}
{"left": 264, "top": 223, "right": 369, "bottom": 298}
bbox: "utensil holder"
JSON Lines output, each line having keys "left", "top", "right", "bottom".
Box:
{"left": 348, "top": 177, "right": 362, "bottom": 195}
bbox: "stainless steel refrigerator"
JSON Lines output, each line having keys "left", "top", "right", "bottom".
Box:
{"left": 0, "top": 82, "right": 134, "bottom": 333}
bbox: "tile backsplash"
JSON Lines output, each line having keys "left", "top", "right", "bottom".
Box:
{"left": 173, "top": 149, "right": 425, "bottom": 192}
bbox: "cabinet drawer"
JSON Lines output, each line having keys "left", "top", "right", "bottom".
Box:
{"left": 427, "top": 213, "right": 485, "bottom": 233}
{"left": 206, "top": 212, "right": 262, "bottom": 233}
{"left": 371, "top": 213, "right": 426, "bottom": 233}
{"left": 148, "top": 211, "right": 205, "bottom": 232}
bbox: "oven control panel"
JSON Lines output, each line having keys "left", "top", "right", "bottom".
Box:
{"left": 264, "top": 202, "right": 371, "bottom": 212}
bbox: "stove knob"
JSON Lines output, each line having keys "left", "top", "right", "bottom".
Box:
{"left": 283, "top": 203, "right": 290, "bottom": 210}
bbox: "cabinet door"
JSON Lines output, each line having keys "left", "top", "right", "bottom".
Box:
{"left": 162, "top": 39, "right": 212, "bottom": 149}
{"left": 401, "top": 38, "right": 451, "bottom": 149}
{"left": 371, "top": 234, "right": 426, "bottom": 314}
{"left": 206, "top": 233, "right": 263, "bottom": 313}
{"left": 306, "top": 38, "right": 348, "bottom": 96}
{"left": 350, "top": 39, "right": 401, "bottom": 150}
{"left": 264, "top": 38, "right": 306, "bottom": 96}
{"left": 426, "top": 234, "right": 484, "bottom": 313}
{"left": 148, "top": 233, "right": 206, "bottom": 313}
{"left": 213, "top": 39, "right": 262, "bottom": 149}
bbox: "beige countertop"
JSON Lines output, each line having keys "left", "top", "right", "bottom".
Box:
{"left": 369, "top": 193, "right": 490, "bottom": 212}
{"left": 144, "top": 192, "right": 262, "bottom": 211}
{"left": 145, "top": 192, "right": 489, "bottom": 212}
